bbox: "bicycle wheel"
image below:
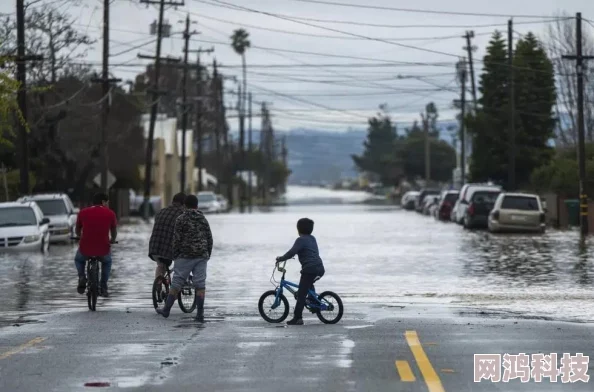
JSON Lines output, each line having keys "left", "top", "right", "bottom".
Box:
{"left": 316, "top": 291, "right": 343, "bottom": 324}
{"left": 177, "top": 283, "right": 196, "bottom": 313}
{"left": 87, "top": 262, "right": 98, "bottom": 311}
{"left": 152, "top": 275, "right": 170, "bottom": 312}
{"left": 258, "top": 290, "right": 289, "bottom": 323}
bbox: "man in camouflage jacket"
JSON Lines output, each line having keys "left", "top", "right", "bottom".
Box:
{"left": 157, "top": 194, "right": 213, "bottom": 322}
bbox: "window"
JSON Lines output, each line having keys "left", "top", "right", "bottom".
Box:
{"left": 501, "top": 196, "right": 539, "bottom": 211}
{"left": 34, "top": 200, "right": 67, "bottom": 216}
{"left": 471, "top": 191, "right": 500, "bottom": 204}
{"left": 198, "top": 194, "right": 215, "bottom": 203}
{"left": 444, "top": 193, "right": 459, "bottom": 203}
{"left": 0, "top": 207, "right": 37, "bottom": 227}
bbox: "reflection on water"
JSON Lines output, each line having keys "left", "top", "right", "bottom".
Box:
{"left": 1, "top": 203, "right": 594, "bottom": 322}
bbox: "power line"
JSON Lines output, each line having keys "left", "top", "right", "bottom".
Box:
{"left": 196, "top": 0, "right": 569, "bottom": 29}
{"left": 288, "top": 0, "right": 558, "bottom": 19}
{"left": 196, "top": 12, "right": 493, "bottom": 41}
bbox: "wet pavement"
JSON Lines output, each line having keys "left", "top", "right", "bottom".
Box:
{"left": 1, "top": 191, "right": 593, "bottom": 390}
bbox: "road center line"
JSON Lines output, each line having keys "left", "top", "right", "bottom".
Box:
{"left": 395, "top": 360, "right": 416, "bottom": 381}
{"left": 0, "top": 337, "right": 46, "bottom": 360}
{"left": 405, "top": 331, "right": 445, "bottom": 392}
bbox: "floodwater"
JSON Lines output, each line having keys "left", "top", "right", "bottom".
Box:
{"left": 1, "top": 186, "right": 594, "bottom": 325}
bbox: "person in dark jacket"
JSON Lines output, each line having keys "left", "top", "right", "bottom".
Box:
{"left": 157, "top": 194, "right": 213, "bottom": 322}
{"left": 276, "top": 217, "right": 325, "bottom": 325}
{"left": 148, "top": 192, "right": 186, "bottom": 277}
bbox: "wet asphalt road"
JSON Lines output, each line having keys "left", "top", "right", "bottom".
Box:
{"left": 1, "top": 197, "right": 593, "bottom": 391}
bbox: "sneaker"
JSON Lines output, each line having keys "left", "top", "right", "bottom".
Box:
{"left": 77, "top": 277, "right": 87, "bottom": 294}
{"left": 99, "top": 284, "right": 109, "bottom": 298}
{"left": 286, "top": 318, "right": 304, "bottom": 326}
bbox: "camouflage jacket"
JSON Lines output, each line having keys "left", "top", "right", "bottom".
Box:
{"left": 172, "top": 209, "right": 213, "bottom": 260}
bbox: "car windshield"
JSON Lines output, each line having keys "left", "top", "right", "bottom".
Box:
{"left": 0, "top": 207, "right": 37, "bottom": 227}
{"left": 472, "top": 191, "right": 500, "bottom": 204}
{"left": 501, "top": 196, "right": 539, "bottom": 210}
{"left": 198, "top": 194, "right": 215, "bottom": 203}
{"left": 34, "top": 199, "right": 67, "bottom": 216}
{"left": 444, "top": 193, "right": 459, "bottom": 203}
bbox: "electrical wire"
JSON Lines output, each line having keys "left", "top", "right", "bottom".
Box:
{"left": 287, "top": 0, "right": 558, "bottom": 19}
{"left": 110, "top": 38, "right": 157, "bottom": 57}
{"left": 196, "top": 12, "right": 493, "bottom": 41}
{"left": 196, "top": 0, "right": 569, "bottom": 29}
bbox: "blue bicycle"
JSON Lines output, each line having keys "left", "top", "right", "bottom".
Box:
{"left": 258, "top": 260, "right": 344, "bottom": 324}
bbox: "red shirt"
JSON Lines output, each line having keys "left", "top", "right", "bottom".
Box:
{"left": 77, "top": 205, "right": 117, "bottom": 257}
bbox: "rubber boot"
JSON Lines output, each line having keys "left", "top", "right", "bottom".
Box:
{"left": 195, "top": 288, "right": 205, "bottom": 323}
{"left": 156, "top": 294, "right": 176, "bottom": 318}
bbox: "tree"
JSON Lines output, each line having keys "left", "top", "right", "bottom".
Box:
{"left": 352, "top": 111, "right": 402, "bottom": 185}
{"left": 402, "top": 123, "right": 456, "bottom": 182}
{"left": 0, "top": 4, "right": 93, "bottom": 84}
{"left": 0, "top": 58, "right": 20, "bottom": 146}
{"left": 546, "top": 13, "right": 594, "bottom": 145}
{"left": 513, "top": 33, "right": 556, "bottom": 186}
{"left": 468, "top": 31, "right": 510, "bottom": 185}
{"left": 230, "top": 28, "right": 250, "bottom": 118}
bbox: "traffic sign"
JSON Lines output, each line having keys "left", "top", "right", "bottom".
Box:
{"left": 93, "top": 171, "right": 116, "bottom": 189}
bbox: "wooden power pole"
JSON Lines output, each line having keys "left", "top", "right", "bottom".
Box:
{"left": 508, "top": 19, "right": 516, "bottom": 191}
{"left": 139, "top": 0, "right": 183, "bottom": 219}
{"left": 563, "top": 13, "right": 594, "bottom": 236}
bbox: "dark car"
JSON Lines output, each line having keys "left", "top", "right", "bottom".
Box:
{"left": 436, "top": 190, "right": 459, "bottom": 221}
{"left": 415, "top": 189, "right": 441, "bottom": 213}
{"left": 463, "top": 190, "right": 501, "bottom": 229}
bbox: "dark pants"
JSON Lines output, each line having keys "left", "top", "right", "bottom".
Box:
{"left": 294, "top": 272, "right": 319, "bottom": 319}
{"left": 74, "top": 250, "right": 112, "bottom": 287}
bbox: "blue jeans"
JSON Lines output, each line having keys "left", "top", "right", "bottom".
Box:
{"left": 74, "top": 250, "right": 112, "bottom": 286}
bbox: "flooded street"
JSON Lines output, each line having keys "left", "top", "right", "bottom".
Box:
{"left": 1, "top": 189, "right": 594, "bottom": 323}
{"left": 1, "top": 187, "right": 593, "bottom": 391}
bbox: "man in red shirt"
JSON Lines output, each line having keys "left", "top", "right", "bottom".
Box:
{"left": 75, "top": 193, "right": 118, "bottom": 297}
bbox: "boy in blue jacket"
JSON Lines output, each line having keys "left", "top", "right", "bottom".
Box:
{"left": 276, "top": 218, "right": 325, "bottom": 325}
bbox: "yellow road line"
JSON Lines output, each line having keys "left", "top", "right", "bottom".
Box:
{"left": 395, "top": 360, "right": 416, "bottom": 381}
{"left": 0, "top": 337, "right": 46, "bottom": 360}
{"left": 405, "top": 331, "right": 445, "bottom": 392}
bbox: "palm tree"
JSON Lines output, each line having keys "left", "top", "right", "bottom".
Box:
{"left": 230, "top": 28, "right": 250, "bottom": 212}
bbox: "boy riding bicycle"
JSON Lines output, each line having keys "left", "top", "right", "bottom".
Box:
{"left": 276, "top": 218, "right": 325, "bottom": 325}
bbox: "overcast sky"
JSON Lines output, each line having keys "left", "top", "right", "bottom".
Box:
{"left": 1, "top": 0, "right": 594, "bottom": 131}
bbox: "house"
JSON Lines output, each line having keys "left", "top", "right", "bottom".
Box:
{"left": 138, "top": 115, "right": 195, "bottom": 204}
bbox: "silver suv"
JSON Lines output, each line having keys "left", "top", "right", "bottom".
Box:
{"left": 17, "top": 194, "right": 79, "bottom": 243}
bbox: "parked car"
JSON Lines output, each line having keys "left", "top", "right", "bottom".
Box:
{"left": 453, "top": 183, "right": 502, "bottom": 225}
{"left": 488, "top": 193, "right": 546, "bottom": 233}
{"left": 463, "top": 189, "right": 501, "bottom": 229}
{"left": 401, "top": 191, "right": 419, "bottom": 210}
{"left": 437, "top": 190, "right": 459, "bottom": 221}
{"left": 423, "top": 195, "right": 440, "bottom": 215}
{"left": 198, "top": 191, "right": 221, "bottom": 213}
{"left": 17, "top": 193, "right": 78, "bottom": 243}
{"left": 415, "top": 189, "right": 440, "bottom": 213}
{"left": 216, "top": 194, "right": 229, "bottom": 212}
{"left": 129, "top": 189, "right": 162, "bottom": 216}
{"left": 0, "top": 201, "right": 50, "bottom": 252}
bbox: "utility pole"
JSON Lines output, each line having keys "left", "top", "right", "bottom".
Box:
{"left": 236, "top": 84, "right": 246, "bottom": 212}
{"left": 91, "top": 0, "right": 121, "bottom": 194}
{"left": 508, "top": 19, "right": 516, "bottom": 191}
{"left": 139, "top": 0, "right": 184, "bottom": 220}
{"left": 15, "top": 0, "right": 41, "bottom": 196}
{"left": 179, "top": 14, "right": 198, "bottom": 193}
{"left": 423, "top": 110, "right": 430, "bottom": 183}
{"left": 456, "top": 59, "right": 467, "bottom": 186}
{"left": 464, "top": 31, "right": 478, "bottom": 108}
{"left": 563, "top": 13, "right": 594, "bottom": 236}
{"left": 188, "top": 47, "right": 214, "bottom": 192}
{"left": 248, "top": 92, "right": 253, "bottom": 213}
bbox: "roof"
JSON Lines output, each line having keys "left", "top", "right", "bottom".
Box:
{"left": 20, "top": 193, "right": 67, "bottom": 200}
{"left": 502, "top": 192, "right": 539, "bottom": 198}
{"left": 0, "top": 201, "right": 35, "bottom": 209}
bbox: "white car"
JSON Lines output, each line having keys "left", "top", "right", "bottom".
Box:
{"left": 216, "top": 194, "right": 229, "bottom": 212}
{"left": 453, "top": 183, "right": 502, "bottom": 225}
{"left": 18, "top": 193, "right": 78, "bottom": 243}
{"left": 197, "top": 192, "right": 221, "bottom": 213}
{"left": 0, "top": 201, "right": 50, "bottom": 252}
